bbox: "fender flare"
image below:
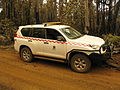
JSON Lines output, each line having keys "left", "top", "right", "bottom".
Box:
{"left": 66, "top": 49, "right": 98, "bottom": 62}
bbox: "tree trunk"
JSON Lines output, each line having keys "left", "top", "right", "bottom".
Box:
{"left": 84, "top": 0, "right": 90, "bottom": 34}
{"left": 112, "top": 0, "right": 120, "bottom": 35}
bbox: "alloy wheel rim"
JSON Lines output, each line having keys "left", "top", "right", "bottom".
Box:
{"left": 74, "top": 58, "right": 86, "bottom": 70}
{"left": 22, "top": 50, "right": 30, "bottom": 61}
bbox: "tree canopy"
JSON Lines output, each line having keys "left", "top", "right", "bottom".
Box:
{"left": 0, "top": 0, "right": 120, "bottom": 36}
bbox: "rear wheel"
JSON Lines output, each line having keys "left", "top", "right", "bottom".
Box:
{"left": 70, "top": 54, "right": 91, "bottom": 73}
{"left": 20, "top": 47, "right": 33, "bottom": 62}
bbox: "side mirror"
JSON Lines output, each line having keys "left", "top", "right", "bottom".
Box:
{"left": 57, "top": 36, "right": 65, "bottom": 42}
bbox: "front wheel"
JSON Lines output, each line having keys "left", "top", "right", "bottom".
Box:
{"left": 20, "top": 47, "right": 33, "bottom": 62}
{"left": 70, "top": 54, "right": 91, "bottom": 73}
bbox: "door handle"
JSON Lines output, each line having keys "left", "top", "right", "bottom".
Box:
{"left": 28, "top": 40, "right": 32, "bottom": 42}
{"left": 44, "top": 42, "right": 49, "bottom": 44}
{"left": 53, "top": 46, "right": 56, "bottom": 49}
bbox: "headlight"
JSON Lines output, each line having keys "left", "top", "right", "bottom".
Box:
{"left": 100, "top": 46, "right": 107, "bottom": 54}
{"left": 100, "top": 43, "right": 114, "bottom": 54}
{"left": 99, "top": 44, "right": 110, "bottom": 54}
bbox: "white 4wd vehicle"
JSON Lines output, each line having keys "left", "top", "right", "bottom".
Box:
{"left": 14, "top": 22, "right": 112, "bottom": 73}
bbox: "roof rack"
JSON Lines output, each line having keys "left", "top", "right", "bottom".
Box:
{"left": 43, "top": 22, "right": 64, "bottom": 27}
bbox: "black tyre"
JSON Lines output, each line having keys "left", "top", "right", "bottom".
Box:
{"left": 70, "top": 54, "right": 91, "bottom": 73}
{"left": 20, "top": 47, "right": 33, "bottom": 62}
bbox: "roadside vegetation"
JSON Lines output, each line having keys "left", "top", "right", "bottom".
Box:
{"left": 0, "top": 18, "right": 16, "bottom": 45}
{"left": 103, "top": 34, "right": 120, "bottom": 48}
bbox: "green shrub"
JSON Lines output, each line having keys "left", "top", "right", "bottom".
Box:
{"left": 0, "top": 35, "right": 11, "bottom": 45}
{"left": 102, "top": 34, "right": 120, "bottom": 47}
{"left": 0, "top": 18, "right": 17, "bottom": 45}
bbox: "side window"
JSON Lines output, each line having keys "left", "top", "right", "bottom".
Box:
{"left": 21, "top": 28, "right": 31, "bottom": 37}
{"left": 32, "top": 28, "right": 45, "bottom": 38}
{"left": 46, "top": 29, "right": 63, "bottom": 40}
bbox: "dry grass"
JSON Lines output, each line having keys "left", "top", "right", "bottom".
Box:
{"left": 0, "top": 44, "right": 14, "bottom": 49}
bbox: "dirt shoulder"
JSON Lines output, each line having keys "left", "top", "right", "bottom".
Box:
{"left": 0, "top": 49, "right": 120, "bottom": 90}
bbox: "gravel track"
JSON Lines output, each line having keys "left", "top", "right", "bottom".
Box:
{"left": 0, "top": 49, "right": 120, "bottom": 90}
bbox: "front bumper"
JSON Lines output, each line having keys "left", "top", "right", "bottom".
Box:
{"left": 89, "top": 43, "right": 114, "bottom": 63}
{"left": 99, "top": 43, "right": 114, "bottom": 59}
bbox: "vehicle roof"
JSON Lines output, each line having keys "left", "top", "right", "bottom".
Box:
{"left": 19, "top": 24, "right": 70, "bottom": 30}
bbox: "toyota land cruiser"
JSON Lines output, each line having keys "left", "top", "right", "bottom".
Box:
{"left": 14, "top": 22, "right": 112, "bottom": 73}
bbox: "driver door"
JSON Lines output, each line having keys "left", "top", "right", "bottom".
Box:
{"left": 42, "top": 28, "right": 67, "bottom": 59}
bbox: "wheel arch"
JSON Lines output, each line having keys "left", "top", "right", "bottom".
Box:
{"left": 67, "top": 50, "right": 90, "bottom": 62}
{"left": 19, "top": 45, "right": 32, "bottom": 54}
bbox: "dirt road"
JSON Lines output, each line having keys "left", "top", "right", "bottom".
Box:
{"left": 0, "top": 49, "right": 120, "bottom": 90}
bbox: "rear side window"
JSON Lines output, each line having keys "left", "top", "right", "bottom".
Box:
{"left": 31, "top": 28, "right": 45, "bottom": 38}
{"left": 21, "top": 28, "right": 31, "bottom": 37}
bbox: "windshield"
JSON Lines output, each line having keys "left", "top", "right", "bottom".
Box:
{"left": 61, "top": 27, "right": 82, "bottom": 39}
